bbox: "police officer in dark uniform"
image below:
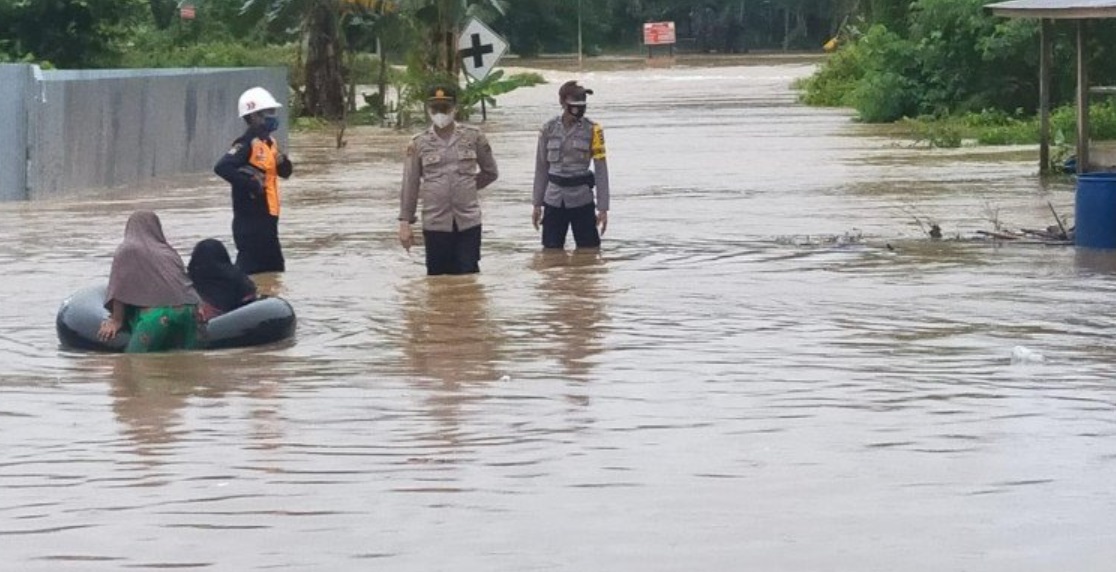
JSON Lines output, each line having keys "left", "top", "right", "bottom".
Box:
{"left": 531, "top": 80, "right": 610, "bottom": 249}
{"left": 398, "top": 84, "right": 499, "bottom": 275}
{"left": 214, "top": 87, "right": 293, "bottom": 275}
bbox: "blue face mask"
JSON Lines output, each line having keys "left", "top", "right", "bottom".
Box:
{"left": 263, "top": 116, "right": 280, "bottom": 133}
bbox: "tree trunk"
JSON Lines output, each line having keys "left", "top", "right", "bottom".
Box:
{"left": 149, "top": 0, "right": 175, "bottom": 29}
{"left": 304, "top": 0, "right": 346, "bottom": 120}
{"left": 377, "top": 36, "right": 388, "bottom": 123}
{"left": 782, "top": 8, "right": 790, "bottom": 51}
{"left": 347, "top": 47, "right": 357, "bottom": 113}
{"left": 428, "top": 0, "right": 460, "bottom": 75}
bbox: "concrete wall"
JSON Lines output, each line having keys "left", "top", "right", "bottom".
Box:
{"left": 0, "top": 65, "right": 287, "bottom": 201}
{"left": 0, "top": 65, "right": 33, "bottom": 200}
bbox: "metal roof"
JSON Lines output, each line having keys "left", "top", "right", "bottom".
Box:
{"left": 987, "top": 0, "right": 1116, "bottom": 19}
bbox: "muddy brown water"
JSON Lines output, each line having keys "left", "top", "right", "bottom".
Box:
{"left": 2, "top": 60, "right": 1115, "bottom": 571}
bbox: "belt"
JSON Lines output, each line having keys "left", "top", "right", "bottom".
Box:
{"left": 548, "top": 172, "right": 595, "bottom": 188}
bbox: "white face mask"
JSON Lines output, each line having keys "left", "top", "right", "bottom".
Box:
{"left": 430, "top": 112, "right": 454, "bottom": 129}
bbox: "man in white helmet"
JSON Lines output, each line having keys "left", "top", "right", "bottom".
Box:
{"left": 214, "top": 86, "right": 293, "bottom": 275}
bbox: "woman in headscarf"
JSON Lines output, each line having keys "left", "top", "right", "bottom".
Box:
{"left": 98, "top": 211, "right": 201, "bottom": 353}
{"left": 187, "top": 238, "right": 258, "bottom": 322}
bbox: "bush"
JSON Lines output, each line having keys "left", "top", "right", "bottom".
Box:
{"left": 798, "top": 42, "right": 865, "bottom": 107}
{"left": 1051, "top": 99, "right": 1116, "bottom": 140}
{"left": 117, "top": 30, "right": 298, "bottom": 75}
{"left": 346, "top": 52, "right": 397, "bottom": 85}
{"left": 892, "top": 100, "right": 1116, "bottom": 149}
{"left": 798, "top": 0, "right": 1106, "bottom": 124}
{"left": 852, "top": 71, "right": 918, "bottom": 123}
{"left": 962, "top": 108, "right": 1021, "bottom": 128}
{"left": 458, "top": 70, "right": 546, "bottom": 120}
{"left": 898, "top": 117, "right": 963, "bottom": 148}
{"left": 975, "top": 124, "right": 1034, "bottom": 145}
{"left": 800, "top": 24, "right": 921, "bottom": 122}
{"left": 1090, "top": 99, "right": 1116, "bottom": 139}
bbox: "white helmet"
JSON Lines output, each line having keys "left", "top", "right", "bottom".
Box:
{"left": 238, "top": 86, "right": 282, "bottom": 118}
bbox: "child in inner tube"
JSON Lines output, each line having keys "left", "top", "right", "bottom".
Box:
{"left": 187, "top": 238, "right": 259, "bottom": 322}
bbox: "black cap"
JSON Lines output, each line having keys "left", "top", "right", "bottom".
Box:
{"left": 559, "top": 80, "right": 593, "bottom": 104}
{"left": 426, "top": 84, "right": 457, "bottom": 103}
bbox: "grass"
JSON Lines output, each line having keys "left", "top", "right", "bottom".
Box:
{"left": 893, "top": 101, "right": 1116, "bottom": 149}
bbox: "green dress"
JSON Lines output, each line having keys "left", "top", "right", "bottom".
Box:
{"left": 125, "top": 305, "right": 199, "bottom": 353}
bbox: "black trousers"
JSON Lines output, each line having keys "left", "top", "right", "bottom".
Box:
{"left": 542, "top": 202, "right": 600, "bottom": 249}
{"left": 423, "top": 223, "right": 481, "bottom": 275}
{"left": 233, "top": 215, "right": 285, "bottom": 275}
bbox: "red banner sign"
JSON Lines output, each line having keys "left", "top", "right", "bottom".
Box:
{"left": 180, "top": 4, "right": 196, "bottom": 20}
{"left": 643, "top": 21, "right": 676, "bottom": 46}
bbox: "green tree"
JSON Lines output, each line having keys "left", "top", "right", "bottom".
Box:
{"left": 148, "top": 0, "right": 176, "bottom": 29}
{"left": 240, "top": 0, "right": 399, "bottom": 119}
{"left": 399, "top": 0, "right": 506, "bottom": 75}
{"left": 803, "top": 0, "right": 1116, "bottom": 123}
{"left": 304, "top": 0, "right": 347, "bottom": 119}
{"left": 865, "top": 0, "right": 908, "bottom": 34}
{"left": 0, "top": 0, "right": 146, "bottom": 67}
{"left": 495, "top": 0, "right": 564, "bottom": 57}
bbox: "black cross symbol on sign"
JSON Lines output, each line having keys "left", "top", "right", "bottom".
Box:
{"left": 461, "top": 33, "right": 494, "bottom": 69}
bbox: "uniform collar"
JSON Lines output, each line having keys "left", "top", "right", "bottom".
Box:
{"left": 428, "top": 122, "right": 460, "bottom": 145}
{"left": 561, "top": 112, "right": 586, "bottom": 128}
{"left": 559, "top": 115, "right": 586, "bottom": 135}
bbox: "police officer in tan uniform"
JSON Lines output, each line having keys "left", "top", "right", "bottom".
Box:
{"left": 532, "top": 80, "right": 610, "bottom": 249}
{"left": 399, "top": 84, "right": 499, "bottom": 275}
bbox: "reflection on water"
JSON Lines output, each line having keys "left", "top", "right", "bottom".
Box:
{"left": 1074, "top": 247, "right": 1116, "bottom": 275}
{"left": 530, "top": 250, "right": 609, "bottom": 381}
{"left": 109, "top": 353, "right": 284, "bottom": 459}
{"left": 3, "top": 61, "right": 1116, "bottom": 571}
{"left": 110, "top": 355, "right": 198, "bottom": 452}
{"left": 400, "top": 275, "right": 504, "bottom": 385}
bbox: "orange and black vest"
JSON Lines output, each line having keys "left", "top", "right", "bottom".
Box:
{"left": 249, "top": 138, "right": 281, "bottom": 217}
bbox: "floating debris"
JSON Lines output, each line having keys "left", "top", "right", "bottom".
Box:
{"left": 773, "top": 230, "right": 866, "bottom": 247}
{"left": 1011, "top": 345, "right": 1045, "bottom": 365}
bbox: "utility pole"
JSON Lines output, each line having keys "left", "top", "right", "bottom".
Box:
{"left": 577, "top": 0, "right": 583, "bottom": 70}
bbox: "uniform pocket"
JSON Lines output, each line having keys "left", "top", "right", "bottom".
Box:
{"left": 458, "top": 147, "right": 478, "bottom": 175}
{"left": 421, "top": 152, "right": 442, "bottom": 177}
{"left": 546, "top": 138, "right": 562, "bottom": 163}
{"left": 572, "top": 138, "right": 591, "bottom": 160}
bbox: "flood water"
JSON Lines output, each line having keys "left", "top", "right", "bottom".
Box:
{"left": 3, "top": 59, "right": 1116, "bottom": 571}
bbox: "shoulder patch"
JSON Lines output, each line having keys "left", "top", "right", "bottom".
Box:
{"left": 227, "top": 143, "right": 242, "bottom": 155}
{"left": 462, "top": 125, "right": 482, "bottom": 140}
{"left": 591, "top": 123, "right": 607, "bottom": 160}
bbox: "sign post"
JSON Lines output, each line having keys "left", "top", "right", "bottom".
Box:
{"left": 457, "top": 18, "right": 509, "bottom": 121}
{"left": 642, "top": 21, "right": 676, "bottom": 59}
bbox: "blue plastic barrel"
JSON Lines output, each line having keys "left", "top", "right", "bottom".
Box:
{"left": 1076, "top": 172, "right": 1116, "bottom": 249}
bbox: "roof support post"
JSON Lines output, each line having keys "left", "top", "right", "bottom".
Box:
{"left": 1076, "top": 19, "right": 1090, "bottom": 173}
{"left": 1039, "top": 18, "right": 1052, "bottom": 174}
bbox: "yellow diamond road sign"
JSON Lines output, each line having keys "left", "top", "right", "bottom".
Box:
{"left": 458, "top": 18, "right": 508, "bottom": 81}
